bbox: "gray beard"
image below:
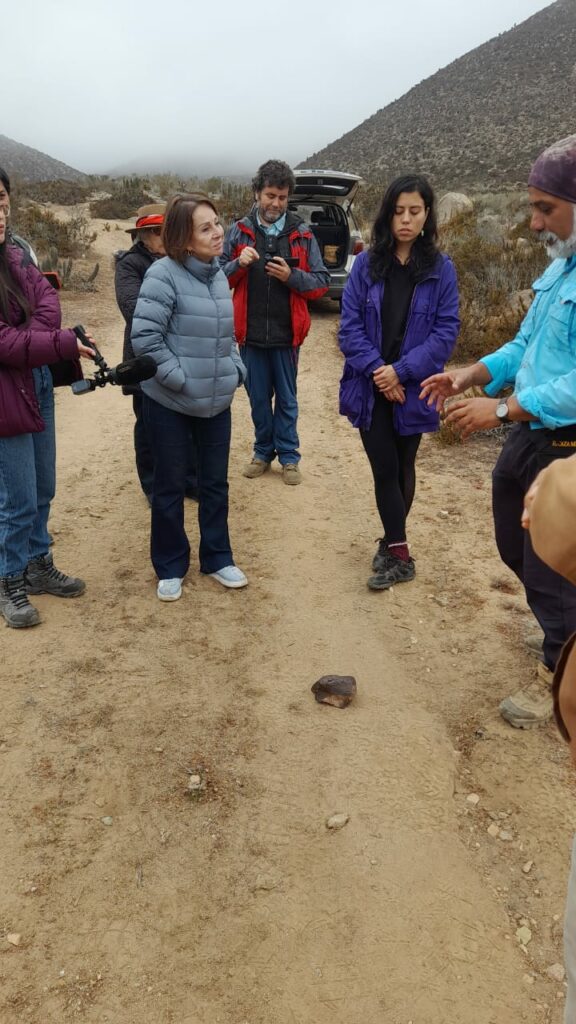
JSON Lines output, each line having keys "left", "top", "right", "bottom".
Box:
{"left": 538, "top": 208, "right": 576, "bottom": 259}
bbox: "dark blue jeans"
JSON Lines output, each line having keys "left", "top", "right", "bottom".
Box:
{"left": 132, "top": 392, "right": 198, "bottom": 502}
{"left": 142, "top": 396, "right": 234, "bottom": 579}
{"left": 493, "top": 423, "right": 576, "bottom": 670}
{"left": 243, "top": 345, "right": 300, "bottom": 465}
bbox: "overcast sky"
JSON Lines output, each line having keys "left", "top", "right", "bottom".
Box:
{"left": 3, "top": 0, "right": 551, "bottom": 176}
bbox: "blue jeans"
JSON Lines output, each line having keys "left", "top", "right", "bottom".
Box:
{"left": 142, "top": 396, "right": 234, "bottom": 579}
{"left": 0, "top": 367, "right": 55, "bottom": 578}
{"left": 243, "top": 345, "right": 300, "bottom": 465}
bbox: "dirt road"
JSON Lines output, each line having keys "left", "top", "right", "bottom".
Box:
{"left": 0, "top": 217, "right": 573, "bottom": 1023}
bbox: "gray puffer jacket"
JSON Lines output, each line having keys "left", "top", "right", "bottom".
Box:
{"left": 131, "top": 254, "right": 246, "bottom": 418}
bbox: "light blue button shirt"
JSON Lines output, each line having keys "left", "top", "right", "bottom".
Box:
{"left": 256, "top": 211, "right": 287, "bottom": 237}
{"left": 480, "top": 254, "right": 576, "bottom": 429}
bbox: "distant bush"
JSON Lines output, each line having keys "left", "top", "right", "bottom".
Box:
{"left": 19, "top": 180, "right": 91, "bottom": 206}
{"left": 13, "top": 205, "right": 97, "bottom": 260}
{"left": 441, "top": 208, "right": 547, "bottom": 362}
{"left": 39, "top": 248, "right": 99, "bottom": 291}
{"left": 90, "top": 176, "right": 154, "bottom": 219}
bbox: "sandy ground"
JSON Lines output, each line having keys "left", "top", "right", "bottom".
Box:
{"left": 0, "top": 214, "right": 574, "bottom": 1024}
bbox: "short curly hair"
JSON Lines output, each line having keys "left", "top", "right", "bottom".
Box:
{"left": 252, "top": 159, "right": 295, "bottom": 195}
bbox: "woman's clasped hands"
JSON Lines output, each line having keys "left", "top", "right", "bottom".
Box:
{"left": 373, "top": 364, "right": 405, "bottom": 403}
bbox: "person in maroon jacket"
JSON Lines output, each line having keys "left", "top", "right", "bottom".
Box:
{"left": 0, "top": 209, "right": 95, "bottom": 628}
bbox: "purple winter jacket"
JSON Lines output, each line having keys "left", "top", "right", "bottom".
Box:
{"left": 338, "top": 250, "right": 460, "bottom": 434}
{"left": 0, "top": 246, "right": 80, "bottom": 437}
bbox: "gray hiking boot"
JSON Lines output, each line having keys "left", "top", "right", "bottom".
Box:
{"left": 0, "top": 575, "right": 41, "bottom": 628}
{"left": 499, "top": 661, "right": 553, "bottom": 729}
{"left": 25, "top": 554, "right": 85, "bottom": 598}
{"left": 372, "top": 537, "right": 388, "bottom": 572}
{"left": 368, "top": 554, "right": 416, "bottom": 590}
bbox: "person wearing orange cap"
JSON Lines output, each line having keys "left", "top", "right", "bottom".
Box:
{"left": 115, "top": 204, "right": 197, "bottom": 503}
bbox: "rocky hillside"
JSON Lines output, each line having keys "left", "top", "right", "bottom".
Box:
{"left": 301, "top": 0, "right": 576, "bottom": 190}
{"left": 0, "top": 134, "right": 85, "bottom": 183}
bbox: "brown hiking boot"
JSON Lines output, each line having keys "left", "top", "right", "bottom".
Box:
{"left": 243, "top": 458, "right": 270, "bottom": 479}
{"left": 499, "top": 661, "right": 553, "bottom": 729}
{"left": 282, "top": 463, "right": 302, "bottom": 486}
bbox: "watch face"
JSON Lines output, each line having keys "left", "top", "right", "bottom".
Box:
{"left": 496, "top": 402, "right": 509, "bottom": 421}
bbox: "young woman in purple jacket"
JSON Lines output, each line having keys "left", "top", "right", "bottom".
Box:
{"left": 339, "top": 175, "right": 460, "bottom": 590}
{"left": 0, "top": 210, "right": 95, "bottom": 628}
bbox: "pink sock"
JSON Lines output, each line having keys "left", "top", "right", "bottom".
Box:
{"left": 388, "top": 542, "right": 410, "bottom": 562}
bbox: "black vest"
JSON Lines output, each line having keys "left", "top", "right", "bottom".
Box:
{"left": 246, "top": 217, "right": 294, "bottom": 348}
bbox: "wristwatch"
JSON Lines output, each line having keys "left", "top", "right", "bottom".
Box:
{"left": 495, "top": 400, "right": 511, "bottom": 424}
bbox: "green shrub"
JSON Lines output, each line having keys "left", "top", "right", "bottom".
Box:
{"left": 89, "top": 175, "right": 154, "bottom": 219}
{"left": 13, "top": 205, "right": 97, "bottom": 259}
{"left": 18, "top": 180, "right": 91, "bottom": 205}
{"left": 440, "top": 209, "right": 547, "bottom": 362}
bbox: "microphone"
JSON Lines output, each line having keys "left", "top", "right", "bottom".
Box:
{"left": 70, "top": 324, "right": 158, "bottom": 396}
{"left": 109, "top": 356, "right": 157, "bottom": 386}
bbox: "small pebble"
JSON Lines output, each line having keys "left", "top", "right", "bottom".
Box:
{"left": 522, "top": 861, "right": 534, "bottom": 874}
{"left": 499, "top": 830, "right": 514, "bottom": 842}
{"left": 546, "top": 963, "right": 566, "bottom": 983}
{"left": 6, "top": 933, "right": 21, "bottom": 947}
{"left": 516, "top": 926, "right": 532, "bottom": 946}
{"left": 187, "top": 774, "right": 206, "bottom": 794}
{"left": 100, "top": 816, "right": 113, "bottom": 827}
{"left": 487, "top": 823, "right": 500, "bottom": 838}
{"left": 326, "top": 813, "right": 350, "bottom": 831}
{"left": 466, "top": 794, "right": 480, "bottom": 806}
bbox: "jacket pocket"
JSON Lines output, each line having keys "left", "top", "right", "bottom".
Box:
{"left": 158, "top": 361, "right": 185, "bottom": 392}
{"left": 548, "top": 299, "right": 575, "bottom": 351}
{"left": 339, "top": 367, "right": 370, "bottom": 426}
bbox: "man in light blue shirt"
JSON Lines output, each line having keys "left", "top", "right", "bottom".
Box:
{"left": 420, "top": 134, "right": 576, "bottom": 730}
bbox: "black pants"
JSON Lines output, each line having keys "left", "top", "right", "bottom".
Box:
{"left": 360, "top": 394, "right": 422, "bottom": 544}
{"left": 493, "top": 423, "right": 576, "bottom": 670}
{"left": 132, "top": 392, "right": 198, "bottom": 502}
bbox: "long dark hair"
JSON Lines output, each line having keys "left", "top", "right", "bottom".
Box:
{"left": 0, "top": 241, "right": 30, "bottom": 324}
{"left": 369, "top": 174, "right": 439, "bottom": 282}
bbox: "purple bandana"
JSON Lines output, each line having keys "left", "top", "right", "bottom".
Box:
{"left": 529, "top": 134, "right": 576, "bottom": 204}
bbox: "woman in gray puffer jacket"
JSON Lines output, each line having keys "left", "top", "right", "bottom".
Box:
{"left": 131, "top": 194, "right": 247, "bottom": 602}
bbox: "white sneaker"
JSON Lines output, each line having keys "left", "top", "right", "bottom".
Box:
{"left": 157, "top": 578, "right": 182, "bottom": 602}
{"left": 209, "top": 565, "right": 248, "bottom": 589}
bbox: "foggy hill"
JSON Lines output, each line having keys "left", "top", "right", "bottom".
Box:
{"left": 300, "top": 0, "right": 576, "bottom": 190}
{"left": 107, "top": 155, "right": 252, "bottom": 181}
{"left": 0, "top": 135, "right": 86, "bottom": 183}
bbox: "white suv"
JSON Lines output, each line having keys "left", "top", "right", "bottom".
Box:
{"left": 289, "top": 169, "right": 364, "bottom": 305}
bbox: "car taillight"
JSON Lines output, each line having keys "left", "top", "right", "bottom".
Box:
{"left": 352, "top": 240, "right": 364, "bottom": 255}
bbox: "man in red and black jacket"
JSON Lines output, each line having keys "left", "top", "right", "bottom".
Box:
{"left": 221, "top": 160, "right": 329, "bottom": 485}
